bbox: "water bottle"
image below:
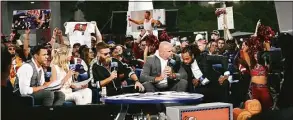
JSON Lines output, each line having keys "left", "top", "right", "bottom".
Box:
{"left": 100, "top": 87, "right": 107, "bottom": 104}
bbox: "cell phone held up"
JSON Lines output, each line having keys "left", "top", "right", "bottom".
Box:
{"left": 69, "top": 64, "right": 76, "bottom": 71}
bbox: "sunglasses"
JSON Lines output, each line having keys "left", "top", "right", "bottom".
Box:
{"left": 101, "top": 52, "right": 110, "bottom": 56}
{"left": 8, "top": 47, "right": 15, "bottom": 51}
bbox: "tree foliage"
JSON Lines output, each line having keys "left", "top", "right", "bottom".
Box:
{"left": 155, "top": 1, "right": 279, "bottom": 33}
{"left": 64, "top": 1, "right": 279, "bottom": 34}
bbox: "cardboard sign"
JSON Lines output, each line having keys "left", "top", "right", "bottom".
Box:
{"left": 217, "top": 7, "right": 234, "bottom": 30}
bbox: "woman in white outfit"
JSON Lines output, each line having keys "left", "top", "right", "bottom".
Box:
{"left": 50, "top": 46, "right": 92, "bottom": 105}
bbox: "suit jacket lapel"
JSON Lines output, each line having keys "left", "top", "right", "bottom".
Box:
{"left": 154, "top": 56, "right": 161, "bottom": 75}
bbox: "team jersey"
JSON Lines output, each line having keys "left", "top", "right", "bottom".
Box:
{"left": 65, "top": 22, "right": 95, "bottom": 48}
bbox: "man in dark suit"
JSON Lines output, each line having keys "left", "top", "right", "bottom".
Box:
{"left": 140, "top": 41, "right": 188, "bottom": 92}
{"left": 195, "top": 46, "right": 230, "bottom": 102}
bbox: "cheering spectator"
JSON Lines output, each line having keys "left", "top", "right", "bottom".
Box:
{"left": 207, "top": 40, "right": 219, "bottom": 55}
{"left": 73, "top": 43, "right": 81, "bottom": 54}
{"left": 211, "top": 30, "right": 220, "bottom": 41}
{"left": 1, "top": 43, "right": 25, "bottom": 120}
{"left": 217, "top": 38, "right": 226, "bottom": 55}
{"left": 7, "top": 43, "right": 16, "bottom": 56}
{"left": 80, "top": 47, "right": 95, "bottom": 67}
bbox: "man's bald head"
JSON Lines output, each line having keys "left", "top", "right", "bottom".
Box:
{"left": 159, "top": 41, "right": 172, "bottom": 50}
{"left": 158, "top": 41, "right": 173, "bottom": 60}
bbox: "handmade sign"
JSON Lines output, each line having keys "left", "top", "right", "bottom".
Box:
{"left": 217, "top": 7, "right": 234, "bottom": 30}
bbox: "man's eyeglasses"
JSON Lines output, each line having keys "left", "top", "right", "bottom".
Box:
{"left": 141, "top": 44, "right": 146, "bottom": 46}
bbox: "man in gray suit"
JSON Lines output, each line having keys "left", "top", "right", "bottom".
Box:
{"left": 140, "top": 41, "right": 188, "bottom": 92}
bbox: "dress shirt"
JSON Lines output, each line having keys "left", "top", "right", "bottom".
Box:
{"left": 17, "top": 58, "right": 45, "bottom": 95}
{"left": 154, "top": 50, "right": 168, "bottom": 88}
{"left": 191, "top": 59, "right": 203, "bottom": 79}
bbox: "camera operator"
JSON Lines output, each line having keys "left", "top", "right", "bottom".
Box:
{"left": 88, "top": 42, "right": 144, "bottom": 103}
{"left": 181, "top": 44, "right": 230, "bottom": 103}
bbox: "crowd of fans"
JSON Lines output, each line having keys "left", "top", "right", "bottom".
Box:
{"left": 1, "top": 17, "right": 287, "bottom": 119}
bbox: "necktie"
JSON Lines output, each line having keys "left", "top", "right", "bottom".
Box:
{"left": 37, "top": 70, "right": 43, "bottom": 86}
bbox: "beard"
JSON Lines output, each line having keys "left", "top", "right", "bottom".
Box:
{"left": 100, "top": 56, "right": 111, "bottom": 66}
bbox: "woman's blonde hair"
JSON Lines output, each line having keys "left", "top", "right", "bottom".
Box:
{"left": 51, "top": 46, "right": 71, "bottom": 72}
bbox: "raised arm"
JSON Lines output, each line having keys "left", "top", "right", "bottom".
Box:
{"left": 23, "top": 29, "right": 30, "bottom": 58}
{"left": 50, "top": 28, "right": 58, "bottom": 57}
{"left": 129, "top": 18, "right": 144, "bottom": 25}
{"left": 152, "top": 19, "right": 162, "bottom": 27}
{"left": 223, "top": 24, "right": 233, "bottom": 40}
{"left": 252, "top": 19, "right": 261, "bottom": 37}
{"left": 143, "top": 46, "right": 149, "bottom": 63}
{"left": 91, "top": 21, "right": 102, "bottom": 43}
{"left": 57, "top": 29, "right": 65, "bottom": 45}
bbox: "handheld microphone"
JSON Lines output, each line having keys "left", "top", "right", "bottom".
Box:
{"left": 168, "top": 59, "right": 176, "bottom": 67}
{"left": 111, "top": 62, "right": 118, "bottom": 71}
{"left": 167, "top": 59, "right": 176, "bottom": 79}
{"left": 110, "top": 62, "right": 118, "bottom": 90}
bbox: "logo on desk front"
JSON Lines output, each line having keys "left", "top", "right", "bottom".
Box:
{"left": 181, "top": 107, "right": 230, "bottom": 120}
{"left": 183, "top": 116, "right": 197, "bottom": 120}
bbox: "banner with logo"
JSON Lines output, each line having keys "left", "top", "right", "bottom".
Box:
{"left": 64, "top": 22, "right": 96, "bottom": 48}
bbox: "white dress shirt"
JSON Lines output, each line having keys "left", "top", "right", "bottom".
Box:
{"left": 17, "top": 58, "right": 45, "bottom": 95}
{"left": 154, "top": 50, "right": 168, "bottom": 88}
{"left": 191, "top": 59, "right": 203, "bottom": 79}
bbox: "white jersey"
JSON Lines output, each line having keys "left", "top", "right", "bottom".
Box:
{"left": 143, "top": 18, "right": 153, "bottom": 31}
{"left": 65, "top": 22, "right": 95, "bottom": 48}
